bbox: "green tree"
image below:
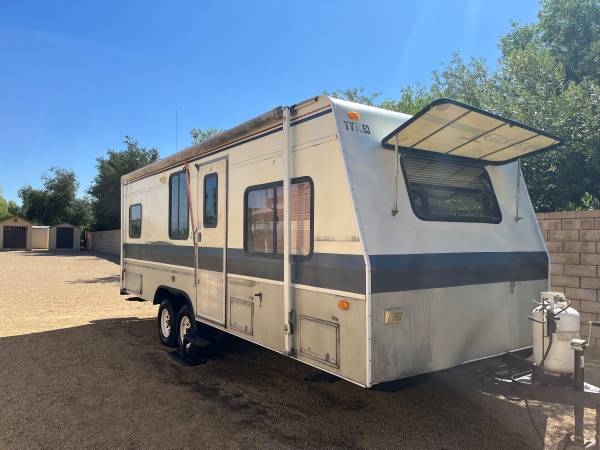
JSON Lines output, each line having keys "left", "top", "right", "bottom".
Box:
{"left": 538, "top": 0, "right": 600, "bottom": 83}
{"left": 18, "top": 167, "right": 92, "bottom": 226}
{"left": 327, "top": 88, "right": 381, "bottom": 106}
{"left": 69, "top": 197, "right": 94, "bottom": 230}
{"left": 332, "top": 0, "right": 600, "bottom": 212}
{"left": 18, "top": 186, "right": 50, "bottom": 224}
{"left": 0, "top": 188, "right": 10, "bottom": 220}
{"left": 190, "top": 128, "right": 222, "bottom": 145}
{"left": 89, "top": 136, "right": 159, "bottom": 230}
{"left": 379, "top": 85, "right": 437, "bottom": 116}
{"left": 7, "top": 200, "right": 20, "bottom": 216}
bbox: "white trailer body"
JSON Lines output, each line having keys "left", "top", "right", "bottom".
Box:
{"left": 121, "top": 95, "right": 560, "bottom": 387}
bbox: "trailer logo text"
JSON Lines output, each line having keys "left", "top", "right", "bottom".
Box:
{"left": 343, "top": 120, "right": 371, "bottom": 135}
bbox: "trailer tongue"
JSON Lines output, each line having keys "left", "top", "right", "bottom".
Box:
{"left": 429, "top": 292, "right": 600, "bottom": 449}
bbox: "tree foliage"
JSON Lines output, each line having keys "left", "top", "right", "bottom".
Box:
{"left": 88, "top": 136, "right": 159, "bottom": 230}
{"left": 17, "top": 167, "right": 93, "bottom": 227}
{"left": 538, "top": 0, "right": 600, "bottom": 84}
{"left": 7, "top": 200, "right": 19, "bottom": 216}
{"left": 190, "top": 128, "right": 222, "bottom": 145}
{"left": 0, "top": 188, "right": 10, "bottom": 220}
{"left": 330, "top": 0, "right": 600, "bottom": 212}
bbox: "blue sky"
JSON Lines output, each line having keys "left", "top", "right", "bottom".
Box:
{"left": 0, "top": 0, "right": 539, "bottom": 203}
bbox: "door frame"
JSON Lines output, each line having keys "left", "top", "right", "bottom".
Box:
{"left": 194, "top": 155, "right": 228, "bottom": 325}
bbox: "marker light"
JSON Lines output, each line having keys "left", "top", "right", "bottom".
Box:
{"left": 338, "top": 300, "right": 350, "bottom": 310}
{"left": 347, "top": 111, "right": 360, "bottom": 120}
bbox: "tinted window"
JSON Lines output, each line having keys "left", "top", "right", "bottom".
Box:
{"left": 247, "top": 186, "right": 276, "bottom": 254}
{"left": 203, "top": 173, "right": 218, "bottom": 228}
{"left": 402, "top": 154, "right": 502, "bottom": 223}
{"left": 245, "top": 178, "right": 312, "bottom": 256}
{"left": 169, "top": 171, "right": 189, "bottom": 239}
{"left": 129, "top": 204, "right": 142, "bottom": 238}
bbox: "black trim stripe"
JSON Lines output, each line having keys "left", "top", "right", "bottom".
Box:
{"left": 125, "top": 243, "right": 194, "bottom": 267}
{"left": 124, "top": 245, "right": 548, "bottom": 295}
{"left": 198, "top": 247, "right": 224, "bottom": 272}
{"left": 227, "top": 249, "right": 365, "bottom": 294}
{"left": 123, "top": 243, "right": 223, "bottom": 271}
{"left": 370, "top": 251, "right": 548, "bottom": 294}
{"left": 123, "top": 243, "right": 365, "bottom": 294}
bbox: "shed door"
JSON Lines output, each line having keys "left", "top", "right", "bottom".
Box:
{"left": 3, "top": 226, "right": 27, "bottom": 249}
{"left": 56, "top": 227, "right": 73, "bottom": 248}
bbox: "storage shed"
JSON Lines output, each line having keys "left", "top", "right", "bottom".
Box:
{"left": 49, "top": 223, "right": 81, "bottom": 250}
{"left": 0, "top": 216, "right": 33, "bottom": 249}
{"left": 31, "top": 226, "right": 49, "bottom": 249}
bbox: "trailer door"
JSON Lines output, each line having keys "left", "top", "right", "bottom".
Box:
{"left": 195, "top": 157, "right": 227, "bottom": 325}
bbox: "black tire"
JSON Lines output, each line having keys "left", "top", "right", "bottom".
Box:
{"left": 176, "top": 304, "right": 195, "bottom": 353}
{"left": 157, "top": 299, "right": 177, "bottom": 347}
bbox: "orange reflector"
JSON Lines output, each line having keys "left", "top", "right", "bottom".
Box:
{"left": 347, "top": 111, "right": 360, "bottom": 120}
{"left": 338, "top": 300, "right": 350, "bottom": 310}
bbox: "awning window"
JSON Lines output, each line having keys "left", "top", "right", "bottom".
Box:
{"left": 381, "top": 99, "right": 562, "bottom": 164}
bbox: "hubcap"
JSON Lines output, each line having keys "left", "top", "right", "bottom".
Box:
{"left": 180, "top": 315, "right": 192, "bottom": 348}
{"left": 160, "top": 309, "right": 171, "bottom": 337}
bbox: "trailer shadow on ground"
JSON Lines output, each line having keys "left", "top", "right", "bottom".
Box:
{"left": 66, "top": 274, "right": 120, "bottom": 284}
{"left": 2, "top": 313, "right": 580, "bottom": 450}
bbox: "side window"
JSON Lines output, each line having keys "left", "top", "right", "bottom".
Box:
{"left": 129, "top": 204, "right": 142, "bottom": 238}
{"left": 245, "top": 178, "right": 312, "bottom": 257}
{"left": 246, "top": 186, "right": 276, "bottom": 254}
{"left": 169, "top": 171, "right": 189, "bottom": 239}
{"left": 203, "top": 173, "right": 218, "bottom": 228}
{"left": 401, "top": 154, "right": 502, "bottom": 223}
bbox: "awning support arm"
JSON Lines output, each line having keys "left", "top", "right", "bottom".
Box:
{"left": 392, "top": 135, "right": 399, "bottom": 216}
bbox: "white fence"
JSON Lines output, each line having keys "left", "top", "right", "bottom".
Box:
{"left": 87, "top": 229, "right": 120, "bottom": 255}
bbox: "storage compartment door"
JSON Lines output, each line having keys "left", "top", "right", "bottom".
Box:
{"left": 299, "top": 316, "right": 339, "bottom": 368}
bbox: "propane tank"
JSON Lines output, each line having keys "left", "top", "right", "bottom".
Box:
{"left": 532, "top": 292, "right": 581, "bottom": 374}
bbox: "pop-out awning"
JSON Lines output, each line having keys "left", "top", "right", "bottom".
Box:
{"left": 381, "top": 98, "right": 562, "bottom": 164}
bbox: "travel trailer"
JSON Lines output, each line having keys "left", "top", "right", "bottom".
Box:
{"left": 120, "top": 95, "right": 561, "bottom": 387}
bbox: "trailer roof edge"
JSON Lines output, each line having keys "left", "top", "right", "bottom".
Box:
{"left": 122, "top": 105, "right": 291, "bottom": 183}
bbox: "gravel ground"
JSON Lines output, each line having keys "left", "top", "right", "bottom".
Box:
{"left": 0, "top": 250, "right": 594, "bottom": 449}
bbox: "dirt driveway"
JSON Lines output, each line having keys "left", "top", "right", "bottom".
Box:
{"left": 0, "top": 251, "right": 593, "bottom": 449}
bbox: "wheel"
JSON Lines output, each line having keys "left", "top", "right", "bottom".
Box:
{"left": 157, "top": 299, "right": 177, "bottom": 347}
{"left": 176, "top": 304, "right": 195, "bottom": 353}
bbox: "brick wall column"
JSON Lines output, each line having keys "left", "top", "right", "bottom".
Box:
{"left": 537, "top": 210, "right": 600, "bottom": 348}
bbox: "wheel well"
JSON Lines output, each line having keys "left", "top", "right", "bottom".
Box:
{"left": 154, "top": 286, "right": 194, "bottom": 315}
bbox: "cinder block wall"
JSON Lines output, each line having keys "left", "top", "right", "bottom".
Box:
{"left": 537, "top": 210, "right": 600, "bottom": 347}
